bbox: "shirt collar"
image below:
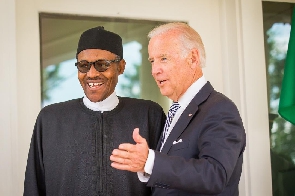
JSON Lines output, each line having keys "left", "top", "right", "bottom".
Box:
{"left": 83, "top": 91, "right": 119, "bottom": 112}
{"left": 178, "top": 76, "right": 207, "bottom": 109}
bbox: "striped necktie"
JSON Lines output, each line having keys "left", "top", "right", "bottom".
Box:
{"left": 160, "top": 102, "right": 181, "bottom": 149}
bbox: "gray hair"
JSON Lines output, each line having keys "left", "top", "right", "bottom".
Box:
{"left": 148, "top": 22, "right": 206, "bottom": 68}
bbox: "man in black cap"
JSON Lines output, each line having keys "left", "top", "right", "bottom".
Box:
{"left": 24, "top": 26, "right": 166, "bottom": 196}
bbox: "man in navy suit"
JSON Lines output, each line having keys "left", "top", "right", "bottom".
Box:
{"left": 110, "top": 22, "right": 246, "bottom": 196}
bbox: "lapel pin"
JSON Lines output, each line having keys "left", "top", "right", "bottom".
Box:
{"left": 188, "top": 114, "right": 192, "bottom": 117}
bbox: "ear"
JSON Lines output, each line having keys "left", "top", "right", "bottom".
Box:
{"left": 188, "top": 48, "right": 200, "bottom": 69}
{"left": 117, "top": 59, "right": 126, "bottom": 74}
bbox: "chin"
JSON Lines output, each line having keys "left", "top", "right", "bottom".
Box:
{"left": 159, "top": 89, "right": 169, "bottom": 96}
{"left": 159, "top": 91, "right": 167, "bottom": 97}
{"left": 86, "top": 95, "right": 102, "bottom": 103}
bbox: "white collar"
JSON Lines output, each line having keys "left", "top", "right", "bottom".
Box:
{"left": 178, "top": 76, "right": 207, "bottom": 109}
{"left": 83, "top": 91, "right": 119, "bottom": 112}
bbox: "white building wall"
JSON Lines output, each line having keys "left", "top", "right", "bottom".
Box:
{"left": 1, "top": 0, "right": 19, "bottom": 195}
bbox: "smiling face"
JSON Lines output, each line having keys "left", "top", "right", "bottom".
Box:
{"left": 148, "top": 31, "right": 203, "bottom": 102}
{"left": 77, "top": 49, "right": 125, "bottom": 102}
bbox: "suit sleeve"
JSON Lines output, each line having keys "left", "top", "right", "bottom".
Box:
{"left": 146, "top": 99, "right": 246, "bottom": 194}
{"left": 23, "top": 113, "right": 46, "bottom": 196}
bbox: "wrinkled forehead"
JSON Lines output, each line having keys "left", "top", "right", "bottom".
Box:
{"left": 148, "top": 36, "right": 182, "bottom": 58}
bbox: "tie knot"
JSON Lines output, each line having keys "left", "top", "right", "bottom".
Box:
{"left": 171, "top": 102, "right": 180, "bottom": 109}
{"left": 168, "top": 102, "right": 180, "bottom": 116}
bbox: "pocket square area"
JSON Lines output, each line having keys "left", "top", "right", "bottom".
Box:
{"left": 173, "top": 139, "right": 183, "bottom": 145}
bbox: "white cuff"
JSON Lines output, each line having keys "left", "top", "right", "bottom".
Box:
{"left": 137, "top": 149, "right": 155, "bottom": 182}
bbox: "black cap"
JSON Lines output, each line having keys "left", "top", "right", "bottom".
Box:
{"left": 76, "top": 26, "right": 123, "bottom": 58}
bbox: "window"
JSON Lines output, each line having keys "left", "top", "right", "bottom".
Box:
{"left": 40, "top": 13, "right": 167, "bottom": 108}
{"left": 263, "top": 2, "right": 295, "bottom": 196}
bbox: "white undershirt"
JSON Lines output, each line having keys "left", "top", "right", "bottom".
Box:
{"left": 83, "top": 91, "right": 119, "bottom": 112}
{"left": 138, "top": 76, "right": 207, "bottom": 182}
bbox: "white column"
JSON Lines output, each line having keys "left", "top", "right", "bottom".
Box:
{"left": 0, "top": 0, "right": 19, "bottom": 195}
{"left": 15, "top": 0, "right": 41, "bottom": 194}
{"left": 219, "top": 0, "right": 272, "bottom": 195}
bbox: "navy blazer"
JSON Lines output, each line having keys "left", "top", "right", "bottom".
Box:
{"left": 147, "top": 82, "right": 246, "bottom": 196}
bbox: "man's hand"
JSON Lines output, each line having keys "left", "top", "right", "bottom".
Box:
{"left": 110, "top": 128, "right": 149, "bottom": 172}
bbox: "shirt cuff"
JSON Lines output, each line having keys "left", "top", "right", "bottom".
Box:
{"left": 137, "top": 149, "right": 155, "bottom": 182}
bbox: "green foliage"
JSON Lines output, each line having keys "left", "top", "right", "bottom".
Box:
{"left": 267, "top": 23, "right": 295, "bottom": 196}
{"left": 41, "top": 64, "right": 66, "bottom": 102}
{"left": 267, "top": 24, "right": 295, "bottom": 161}
{"left": 117, "top": 63, "right": 140, "bottom": 98}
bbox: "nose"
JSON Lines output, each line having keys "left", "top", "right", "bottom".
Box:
{"left": 87, "top": 63, "right": 100, "bottom": 77}
{"left": 151, "top": 62, "right": 162, "bottom": 77}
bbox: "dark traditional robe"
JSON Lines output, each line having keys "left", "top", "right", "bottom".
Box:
{"left": 24, "top": 97, "right": 166, "bottom": 196}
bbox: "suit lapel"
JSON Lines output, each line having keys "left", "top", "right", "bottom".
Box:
{"left": 160, "top": 82, "right": 214, "bottom": 154}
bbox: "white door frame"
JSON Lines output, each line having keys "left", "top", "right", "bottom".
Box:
{"left": 2, "top": 0, "right": 281, "bottom": 195}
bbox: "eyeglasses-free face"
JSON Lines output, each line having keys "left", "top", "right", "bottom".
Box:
{"left": 75, "top": 58, "right": 120, "bottom": 73}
